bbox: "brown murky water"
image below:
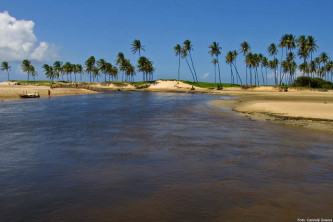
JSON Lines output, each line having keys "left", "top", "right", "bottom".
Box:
{"left": 0, "top": 92, "right": 332, "bottom": 222}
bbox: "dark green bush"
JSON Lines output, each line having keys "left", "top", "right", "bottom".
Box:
{"left": 292, "top": 76, "right": 333, "bottom": 89}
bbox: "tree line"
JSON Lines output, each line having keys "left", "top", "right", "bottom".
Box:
{"left": 0, "top": 40, "right": 154, "bottom": 83}
{"left": 174, "top": 35, "right": 333, "bottom": 87}
{"left": 1, "top": 35, "right": 333, "bottom": 87}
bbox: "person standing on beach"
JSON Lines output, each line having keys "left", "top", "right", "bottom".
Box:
{"left": 48, "top": 89, "right": 51, "bottom": 97}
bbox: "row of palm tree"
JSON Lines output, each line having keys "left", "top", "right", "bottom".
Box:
{"left": 0, "top": 40, "right": 155, "bottom": 83}
{"left": 173, "top": 35, "right": 333, "bottom": 87}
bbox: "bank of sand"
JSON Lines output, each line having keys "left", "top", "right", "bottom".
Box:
{"left": 0, "top": 82, "right": 97, "bottom": 100}
{"left": 211, "top": 89, "right": 333, "bottom": 132}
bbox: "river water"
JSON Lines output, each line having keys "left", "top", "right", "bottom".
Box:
{"left": 0, "top": 92, "right": 332, "bottom": 221}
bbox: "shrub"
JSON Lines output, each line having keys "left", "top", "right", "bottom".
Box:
{"left": 292, "top": 76, "right": 333, "bottom": 89}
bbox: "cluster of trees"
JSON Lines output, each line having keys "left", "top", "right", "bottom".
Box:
{"left": 173, "top": 35, "right": 333, "bottom": 87}
{"left": 228, "top": 35, "right": 333, "bottom": 86}
{"left": 0, "top": 40, "right": 154, "bottom": 83}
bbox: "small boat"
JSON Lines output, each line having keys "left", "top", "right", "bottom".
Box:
{"left": 20, "top": 92, "right": 40, "bottom": 99}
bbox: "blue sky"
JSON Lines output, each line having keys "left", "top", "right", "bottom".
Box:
{"left": 1, "top": 0, "right": 333, "bottom": 82}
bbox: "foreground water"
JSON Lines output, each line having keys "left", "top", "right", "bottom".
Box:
{"left": 0, "top": 92, "right": 332, "bottom": 222}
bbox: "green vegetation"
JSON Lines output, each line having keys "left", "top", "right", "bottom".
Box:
{"left": 182, "top": 81, "right": 239, "bottom": 89}
{"left": 12, "top": 80, "right": 55, "bottom": 86}
{"left": 292, "top": 76, "right": 333, "bottom": 89}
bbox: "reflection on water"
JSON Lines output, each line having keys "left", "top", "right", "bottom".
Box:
{"left": 0, "top": 92, "right": 332, "bottom": 222}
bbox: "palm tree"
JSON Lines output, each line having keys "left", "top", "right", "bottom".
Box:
{"left": 131, "top": 39, "right": 145, "bottom": 56}
{"left": 105, "top": 63, "right": 118, "bottom": 81}
{"left": 306, "top": 36, "right": 318, "bottom": 77}
{"left": 183, "top": 40, "right": 198, "bottom": 82}
{"left": 85, "top": 56, "right": 96, "bottom": 82}
{"left": 280, "top": 52, "right": 296, "bottom": 85}
{"left": 240, "top": 41, "right": 250, "bottom": 85}
{"left": 231, "top": 50, "right": 243, "bottom": 85}
{"left": 138, "top": 56, "right": 154, "bottom": 81}
{"left": 174, "top": 44, "right": 182, "bottom": 82}
{"left": 73, "top": 64, "right": 83, "bottom": 82}
{"left": 268, "top": 43, "right": 278, "bottom": 85}
{"left": 209, "top": 42, "right": 222, "bottom": 88}
{"left": 297, "top": 35, "right": 309, "bottom": 76}
{"left": 21, "top": 60, "right": 32, "bottom": 81}
{"left": 116, "top": 52, "right": 126, "bottom": 81}
{"left": 97, "top": 59, "right": 108, "bottom": 82}
{"left": 43, "top": 64, "right": 56, "bottom": 82}
{"left": 53, "top": 61, "right": 63, "bottom": 81}
{"left": 1, "top": 61, "right": 11, "bottom": 81}
{"left": 63, "top": 62, "right": 73, "bottom": 81}
{"left": 123, "top": 59, "right": 135, "bottom": 82}
{"left": 226, "top": 51, "right": 235, "bottom": 84}
{"left": 181, "top": 47, "right": 196, "bottom": 82}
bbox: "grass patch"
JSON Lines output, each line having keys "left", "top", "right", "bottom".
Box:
{"left": 182, "top": 81, "right": 239, "bottom": 89}
{"left": 131, "top": 81, "right": 155, "bottom": 89}
{"left": 12, "top": 80, "right": 57, "bottom": 86}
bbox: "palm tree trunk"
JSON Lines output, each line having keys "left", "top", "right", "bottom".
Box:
{"left": 185, "top": 58, "right": 195, "bottom": 82}
{"left": 188, "top": 52, "right": 198, "bottom": 82}
{"left": 232, "top": 63, "right": 243, "bottom": 85}
{"left": 177, "top": 55, "right": 181, "bottom": 82}
{"left": 217, "top": 56, "right": 222, "bottom": 87}
{"left": 214, "top": 64, "right": 217, "bottom": 84}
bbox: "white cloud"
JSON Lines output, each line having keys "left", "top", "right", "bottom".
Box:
{"left": 0, "top": 11, "right": 58, "bottom": 62}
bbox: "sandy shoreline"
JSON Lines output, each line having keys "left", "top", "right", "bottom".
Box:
{"left": 0, "top": 82, "right": 97, "bottom": 100}
{"left": 210, "top": 89, "right": 333, "bottom": 132}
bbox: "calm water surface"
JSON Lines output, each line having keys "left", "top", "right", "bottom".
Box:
{"left": 0, "top": 92, "right": 332, "bottom": 222}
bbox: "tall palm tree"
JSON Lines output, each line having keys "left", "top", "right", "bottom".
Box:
{"left": 97, "top": 59, "right": 108, "bottom": 82}
{"left": 183, "top": 40, "right": 198, "bottom": 82}
{"left": 138, "top": 56, "right": 154, "bottom": 81}
{"left": 231, "top": 50, "right": 243, "bottom": 85}
{"left": 181, "top": 47, "right": 196, "bottom": 82}
{"left": 306, "top": 36, "right": 318, "bottom": 77}
{"left": 209, "top": 41, "right": 222, "bottom": 88}
{"left": 21, "top": 60, "right": 32, "bottom": 81}
{"left": 297, "top": 35, "right": 309, "bottom": 76}
{"left": 131, "top": 39, "right": 145, "bottom": 56}
{"left": 1, "top": 61, "right": 11, "bottom": 81}
{"left": 85, "top": 56, "right": 96, "bottom": 82}
{"left": 174, "top": 44, "right": 182, "bottom": 82}
{"left": 63, "top": 62, "right": 73, "bottom": 81}
{"left": 43, "top": 64, "right": 56, "bottom": 82}
{"left": 123, "top": 59, "right": 135, "bottom": 82}
{"left": 240, "top": 41, "right": 250, "bottom": 85}
{"left": 116, "top": 52, "right": 126, "bottom": 81}
{"left": 53, "top": 61, "right": 63, "bottom": 81}
{"left": 226, "top": 51, "right": 235, "bottom": 84}
{"left": 268, "top": 43, "right": 278, "bottom": 85}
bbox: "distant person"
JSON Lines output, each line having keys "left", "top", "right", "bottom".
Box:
{"left": 48, "top": 89, "right": 51, "bottom": 97}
